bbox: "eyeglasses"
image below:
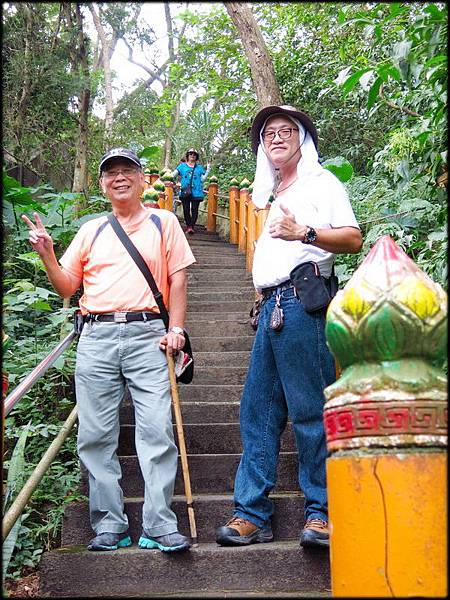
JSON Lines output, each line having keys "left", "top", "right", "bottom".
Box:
{"left": 103, "top": 167, "right": 139, "bottom": 180}
{"left": 262, "top": 128, "right": 299, "bottom": 142}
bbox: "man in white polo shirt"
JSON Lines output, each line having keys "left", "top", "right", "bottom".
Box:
{"left": 216, "top": 106, "right": 362, "bottom": 549}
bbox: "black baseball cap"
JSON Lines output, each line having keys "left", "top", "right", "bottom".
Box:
{"left": 99, "top": 148, "right": 142, "bottom": 175}
{"left": 250, "top": 105, "right": 318, "bottom": 153}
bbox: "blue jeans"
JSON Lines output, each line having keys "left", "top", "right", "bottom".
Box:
{"left": 233, "top": 286, "right": 336, "bottom": 528}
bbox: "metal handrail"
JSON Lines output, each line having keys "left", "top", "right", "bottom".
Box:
{"left": 2, "top": 406, "right": 78, "bottom": 541}
{"left": 3, "top": 316, "right": 82, "bottom": 541}
{"left": 4, "top": 330, "right": 77, "bottom": 416}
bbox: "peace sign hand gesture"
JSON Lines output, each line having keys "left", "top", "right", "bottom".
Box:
{"left": 21, "top": 212, "right": 54, "bottom": 258}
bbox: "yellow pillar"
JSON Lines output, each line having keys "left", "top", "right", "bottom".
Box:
{"left": 327, "top": 453, "right": 447, "bottom": 597}
{"left": 164, "top": 182, "right": 173, "bottom": 211}
{"left": 246, "top": 199, "right": 257, "bottom": 272}
{"left": 238, "top": 188, "right": 248, "bottom": 254}
{"left": 324, "top": 234, "right": 447, "bottom": 598}
{"left": 229, "top": 185, "right": 239, "bottom": 244}
{"left": 150, "top": 173, "right": 159, "bottom": 185}
{"left": 207, "top": 182, "right": 218, "bottom": 232}
{"left": 255, "top": 207, "right": 268, "bottom": 240}
{"left": 158, "top": 191, "right": 165, "bottom": 209}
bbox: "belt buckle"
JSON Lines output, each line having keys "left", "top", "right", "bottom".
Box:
{"left": 114, "top": 312, "right": 128, "bottom": 323}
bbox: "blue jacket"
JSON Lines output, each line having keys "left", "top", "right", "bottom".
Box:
{"left": 174, "top": 162, "right": 207, "bottom": 199}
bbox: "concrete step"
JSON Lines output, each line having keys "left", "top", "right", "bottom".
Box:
{"left": 188, "top": 246, "right": 241, "bottom": 255}
{"left": 188, "top": 282, "right": 253, "bottom": 292}
{"left": 194, "top": 351, "right": 251, "bottom": 367}
{"left": 62, "top": 492, "right": 306, "bottom": 546}
{"left": 188, "top": 291, "right": 254, "bottom": 302}
{"left": 190, "top": 264, "right": 248, "bottom": 271}
{"left": 80, "top": 453, "right": 299, "bottom": 496}
{"left": 187, "top": 269, "right": 251, "bottom": 282}
{"left": 121, "top": 401, "right": 241, "bottom": 424}
{"left": 177, "top": 384, "right": 244, "bottom": 402}
{"left": 122, "top": 384, "right": 244, "bottom": 404}
{"left": 189, "top": 367, "right": 248, "bottom": 385}
{"left": 188, "top": 337, "right": 254, "bottom": 352}
{"left": 186, "top": 301, "right": 251, "bottom": 314}
{"left": 187, "top": 322, "right": 252, "bottom": 338}
{"left": 186, "top": 313, "right": 250, "bottom": 323}
{"left": 118, "top": 423, "right": 296, "bottom": 455}
{"left": 192, "top": 254, "right": 246, "bottom": 270}
{"left": 188, "top": 240, "right": 238, "bottom": 249}
{"left": 40, "top": 540, "right": 330, "bottom": 597}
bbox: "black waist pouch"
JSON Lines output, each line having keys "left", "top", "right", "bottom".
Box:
{"left": 290, "top": 261, "right": 337, "bottom": 313}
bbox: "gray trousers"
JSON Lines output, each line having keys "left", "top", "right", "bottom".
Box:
{"left": 75, "top": 319, "right": 179, "bottom": 537}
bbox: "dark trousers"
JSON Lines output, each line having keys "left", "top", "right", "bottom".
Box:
{"left": 181, "top": 196, "right": 202, "bottom": 227}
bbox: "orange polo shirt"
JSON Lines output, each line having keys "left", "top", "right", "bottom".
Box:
{"left": 59, "top": 208, "right": 196, "bottom": 315}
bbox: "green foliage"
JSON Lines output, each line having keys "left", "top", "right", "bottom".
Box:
{"left": 3, "top": 422, "right": 31, "bottom": 586}
{"left": 322, "top": 157, "right": 354, "bottom": 182}
{"left": 2, "top": 180, "right": 85, "bottom": 582}
{"left": 2, "top": 3, "right": 90, "bottom": 189}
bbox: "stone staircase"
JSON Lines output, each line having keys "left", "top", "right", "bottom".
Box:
{"left": 39, "top": 226, "right": 331, "bottom": 597}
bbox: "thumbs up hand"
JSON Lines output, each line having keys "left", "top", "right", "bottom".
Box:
{"left": 268, "top": 204, "right": 306, "bottom": 241}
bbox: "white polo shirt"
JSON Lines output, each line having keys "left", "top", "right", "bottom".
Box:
{"left": 252, "top": 169, "right": 359, "bottom": 292}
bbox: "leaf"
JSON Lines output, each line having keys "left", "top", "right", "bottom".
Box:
{"left": 424, "top": 4, "right": 445, "bottom": 20}
{"left": 392, "top": 40, "right": 412, "bottom": 63}
{"left": 2, "top": 518, "right": 23, "bottom": 583}
{"left": 322, "top": 156, "right": 354, "bottom": 182}
{"left": 341, "top": 68, "right": 373, "bottom": 96}
{"left": 359, "top": 70, "right": 374, "bottom": 90}
{"left": 138, "top": 146, "right": 161, "bottom": 161}
{"left": 2, "top": 422, "right": 31, "bottom": 583}
{"left": 396, "top": 159, "right": 410, "bottom": 180}
{"left": 28, "top": 300, "right": 53, "bottom": 311}
{"left": 52, "top": 355, "right": 65, "bottom": 370}
{"left": 367, "top": 77, "right": 383, "bottom": 109}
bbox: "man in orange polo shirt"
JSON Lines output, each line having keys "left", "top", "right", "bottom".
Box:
{"left": 22, "top": 148, "right": 196, "bottom": 553}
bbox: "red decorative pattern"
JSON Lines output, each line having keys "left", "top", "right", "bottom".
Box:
{"left": 324, "top": 402, "right": 447, "bottom": 443}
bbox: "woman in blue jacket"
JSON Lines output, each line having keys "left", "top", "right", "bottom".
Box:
{"left": 173, "top": 148, "right": 208, "bottom": 234}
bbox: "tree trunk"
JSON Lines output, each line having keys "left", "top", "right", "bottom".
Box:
{"left": 163, "top": 99, "right": 180, "bottom": 169}
{"left": 161, "top": 2, "right": 180, "bottom": 169}
{"left": 71, "top": 4, "right": 91, "bottom": 208}
{"left": 88, "top": 4, "right": 116, "bottom": 141}
{"left": 224, "top": 2, "right": 282, "bottom": 108}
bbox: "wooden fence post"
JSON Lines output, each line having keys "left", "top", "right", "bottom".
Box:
{"left": 207, "top": 181, "right": 218, "bottom": 232}
{"left": 246, "top": 198, "right": 257, "bottom": 272}
{"left": 323, "top": 234, "right": 447, "bottom": 598}
{"left": 238, "top": 184, "right": 248, "bottom": 254}
{"left": 229, "top": 181, "right": 239, "bottom": 244}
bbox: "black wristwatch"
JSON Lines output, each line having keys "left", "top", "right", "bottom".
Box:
{"left": 302, "top": 226, "right": 317, "bottom": 245}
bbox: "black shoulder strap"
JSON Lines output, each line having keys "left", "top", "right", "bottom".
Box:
{"left": 107, "top": 213, "right": 169, "bottom": 330}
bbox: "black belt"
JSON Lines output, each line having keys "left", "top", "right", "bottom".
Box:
{"left": 261, "top": 280, "right": 294, "bottom": 298}
{"left": 84, "top": 312, "right": 162, "bottom": 323}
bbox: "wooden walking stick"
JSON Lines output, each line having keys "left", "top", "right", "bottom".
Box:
{"left": 166, "top": 349, "right": 198, "bottom": 546}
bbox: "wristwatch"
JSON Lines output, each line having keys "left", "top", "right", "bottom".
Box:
{"left": 302, "top": 226, "right": 317, "bottom": 245}
{"left": 169, "top": 326, "right": 184, "bottom": 335}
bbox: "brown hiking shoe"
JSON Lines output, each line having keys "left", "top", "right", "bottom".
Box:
{"left": 216, "top": 516, "right": 273, "bottom": 546}
{"left": 300, "top": 518, "right": 329, "bottom": 548}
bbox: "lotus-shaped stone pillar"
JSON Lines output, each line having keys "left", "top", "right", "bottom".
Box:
{"left": 323, "top": 235, "right": 447, "bottom": 451}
